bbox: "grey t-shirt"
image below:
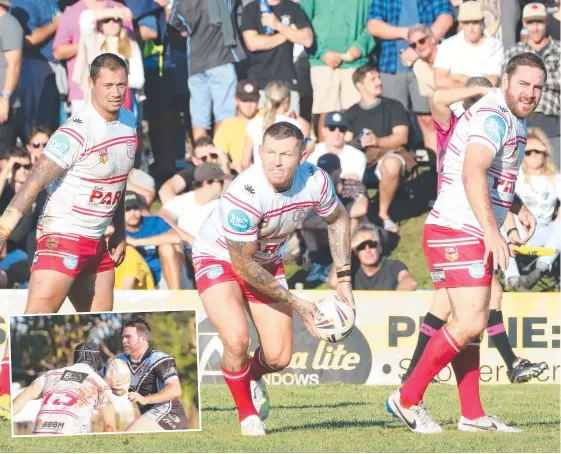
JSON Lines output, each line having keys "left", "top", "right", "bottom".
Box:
{"left": 0, "top": 12, "right": 24, "bottom": 94}
{"left": 353, "top": 258, "right": 408, "bottom": 291}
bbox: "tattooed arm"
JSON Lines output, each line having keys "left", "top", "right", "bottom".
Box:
{"left": 0, "top": 154, "right": 65, "bottom": 248}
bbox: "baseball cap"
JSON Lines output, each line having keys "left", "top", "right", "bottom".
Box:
{"left": 324, "top": 112, "right": 349, "bottom": 129}
{"left": 194, "top": 163, "right": 226, "bottom": 183}
{"left": 124, "top": 190, "right": 147, "bottom": 210}
{"left": 236, "top": 80, "right": 260, "bottom": 102}
{"left": 458, "top": 1, "right": 484, "bottom": 22}
{"left": 317, "top": 153, "right": 341, "bottom": 173}
{"left": 523, "top": 3, "right": 547, "bottom": 21}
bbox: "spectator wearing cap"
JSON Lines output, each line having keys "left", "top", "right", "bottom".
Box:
{"left": 367, "top": 0, "right": 454, "bottom": 153}
{"left": 344, "top": 65, "right": 415, "bottom": 233}
{"left": 52, "top": 0, "right": 133, "bottom": 116}
{"left": 159, "top": 163, "right": 226, "bottom": 247}
{"left": 505, "top": 2, "right": 560, "bottom": 169}
{"left": 170, "top": 0, "right": 246, "bottom": 141}
{"left": 10, "top": 0, "right": 61, "bottom": 138}
{"left": 213, "top": 80, "right": 259, "bottom": 173}
{"left": 0, "top": 0, "right": 23, "bottom": 164}
{"left": 306, "top": 112, "right": 366, "bottom": 181}
{"left": 124, "top": 191, "right": 188, "bottom": 290}
{"left": 299, "top": 0, "right": 375, "bottom": 142}
{"left": 433, "top": 1, "right": 504, "bottom": 89}
{"left": 240, "top": 0, "right": 313, "bottom": 115}
{"left": 301, "top": 153, "right": 368, "bottom": 282}
{"left": 158, "top": 137, "right": 231, "bottom": 203}
{"left": 327, "top": 223, "right": 417, "bottom": 291}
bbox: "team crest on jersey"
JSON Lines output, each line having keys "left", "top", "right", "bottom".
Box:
{"left": 99, "top": 148, "right": 108, "bottom": 163}
{"left": 126, "top": 141, "right": 135, "bottom": 159}
{"left": 445, "top": 247, "right": 458, "bottom": 262}
{"left": 293, "top": 208, "right": 306, "bottom": 224}
{"left": 46, "top": 237, "right": 58, "bottom": 250}
{"left": 483, "top": 115, "right": 506, "bottom": 145}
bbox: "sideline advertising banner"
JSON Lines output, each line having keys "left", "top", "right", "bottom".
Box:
{"left": 0, "top": 290, "right": 558, "bottom": 385}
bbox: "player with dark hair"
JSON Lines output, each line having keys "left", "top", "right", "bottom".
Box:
{"left": 13, "top": 342, "right": 116, "bottom": 435}
{"left": 0, "top": 53, "right": 136, "bottom": 314}
{"left": 103, "top": 317, "right": 188, "bottom": 432}
{"left": 193, "top": 121, "right": 355, "bottom": 435}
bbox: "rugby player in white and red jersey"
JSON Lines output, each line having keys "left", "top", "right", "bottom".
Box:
{"left": 387, "top": 52, "right": 547, "bottom": 434}
{"left": 192, "top": 122, "right": 355, "bottom": 436}
{"left": 0, "top": 53, "right": 136, "bottom": 314}
{"left": 12, "top": 342, "right": 116, "bottom": 435}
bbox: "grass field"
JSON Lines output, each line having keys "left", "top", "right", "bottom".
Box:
{"left": 1, "top": 384, "right": 559, "bottom": 452}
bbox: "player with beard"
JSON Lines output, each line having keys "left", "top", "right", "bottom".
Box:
{"left": 387, "top": 52, "right": 547, "bottom": 434}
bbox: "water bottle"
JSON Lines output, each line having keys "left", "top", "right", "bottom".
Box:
{"left": 259, "top": 0, "right": 274, "bottom": 35}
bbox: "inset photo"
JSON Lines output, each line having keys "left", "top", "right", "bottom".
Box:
{"left": 9, "top": 310, "right": 200, "bottom": 437}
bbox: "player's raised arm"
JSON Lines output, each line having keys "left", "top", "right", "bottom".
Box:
{"left": 12, "top": 376, "right": 44, "bottom": 416}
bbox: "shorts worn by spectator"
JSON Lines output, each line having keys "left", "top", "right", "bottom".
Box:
{"left": 240, "top": 0, "right": 313, "bottom": 115}
{"left": 170, "top": 0, "right": 246, "bottom": 139}
{"left": 0, "top": 2, "right": 23, "bottom": 159}
{"left": 434, "top": 1, "right": 505, "bottom": 89}
{"left": 327, "top": 223, "right": 417, "bottom": 291}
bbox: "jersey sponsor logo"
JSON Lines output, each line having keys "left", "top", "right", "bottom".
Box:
{"left": 36, "top": 419, "right": 65, "bottom": 430}
{"left": 89, "top": 189, "right": 122, "bottom": 206}
{"left": 126, "top": 141, "right": 135, "bottom": 159}
{"left": 445, "top": 247, "right": 458, "bottom": 262}
{"left": 61, "top": 370, "right": 88, "bottom": 383}
{"left": 46, "top": 133, "right": 71, "bottom": 159}
{"left": 307, "top": 163, "right": 316, "bottom": 175}
{"left": 483, "top": 115, "right": 507, "bottom": 145}
{"left": 63, "top": 255, "right": 78, "bottom": 271}
{"left": 72, "top": 117, "right": 83, "bottom": 124}
{"left": 244, "top": 184, "right": 255, "bottom": 195}
{"left": 99, "top": 148, "right": 108, "bottom": 163}
{"left": 430, "top": 268, "right": 445, "bottom": 283}
{"left": 499, "top": 106, "right": 508, "bottom": 113}
{"left": 162, "top": 366, "right": 178, "bottom": 380}
{"left": 227, "top": 209, "right": 251, "bottom": 233}
{"left": 469, "top": 263, "right": 486, "bottom": 279}
{"left": 207, "top": 265, "right": 224, "bottom": 280}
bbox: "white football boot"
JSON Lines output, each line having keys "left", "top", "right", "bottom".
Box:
{"left": 240, "top": 414, "right": 266, "bottom": 436}
{"left": 386, "top": 390, "right": 443, "bottom": 434}
{"left": 457, "top": 414, "right": 523, "bottom": 433}
{"left": 250, "top": 378, "right": 270, "bottom": 421}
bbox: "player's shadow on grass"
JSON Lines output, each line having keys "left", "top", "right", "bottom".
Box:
{"left": 204, "top": 401, "right": 370, "bottom": 413}
{"left": 267, "top": 418, "right": 391, "bottom": 433}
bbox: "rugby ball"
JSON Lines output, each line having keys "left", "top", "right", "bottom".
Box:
{"left": 314, "top": 294, "right": 355, "bottom": 343}
{"left": 105, "top": 358, "right": 131, "bottom": 397}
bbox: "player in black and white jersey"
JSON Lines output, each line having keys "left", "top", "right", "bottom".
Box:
{"left": 103, "top": 317, "right": 188, "bottom": 432}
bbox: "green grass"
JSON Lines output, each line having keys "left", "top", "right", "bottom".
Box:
{"left": 1, "top": 384, "right": 559, "bottom": 452}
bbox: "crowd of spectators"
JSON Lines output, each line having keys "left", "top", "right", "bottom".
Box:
{"left": 0, "top": 0, "right": 558, "bottom": 292}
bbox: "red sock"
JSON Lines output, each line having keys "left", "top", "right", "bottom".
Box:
{"left": 249, "top": 346, "right": 278, "bottom": 381}
{"left": 451, "top": 342, "right": 485, "bottom": 419}
{"left": 0, "top": 357, "right": 9, "bottom": 396}
{"left": 400, "top": 326, "right": 461, "bottom": 407}
{"left": 222, "top": 362, "right": 258, "bottom": 422}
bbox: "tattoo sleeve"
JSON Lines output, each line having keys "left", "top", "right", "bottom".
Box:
{"left": 325, "top": 202, "right": 352, "bottom": 270}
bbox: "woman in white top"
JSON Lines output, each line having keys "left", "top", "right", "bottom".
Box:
{"left": 74, "top": 7, "right": 145, "bottom": 107}
{"left": 504, "top": 127, "right": 561, "bottom": 290}
{"left": 241, "top": 80, "right": 310, "bottom": 170}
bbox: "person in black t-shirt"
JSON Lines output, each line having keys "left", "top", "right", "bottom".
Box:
{"left": 328, "top": 223, "right": 417, "bottom": 291}
{"left": 240, "top": 0, "right": 313, "bottom": 114}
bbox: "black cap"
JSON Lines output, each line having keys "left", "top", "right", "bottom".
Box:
{"left": 74, "top": 342, "right": 103, "bottom": 370}
{"left": 194, "top": 163, "right": 226, "bottom": 183}
{"left": 324, "top": 112, "right": 348, "bottom": 129}
{"left": 236, "top": 80, "right": 260, "bottom": 102}
{"left": 125, "top": 191, "right": 147, "bottom": 210}
{"left": 317, "top": 153, "right": 341, "bottom": 173}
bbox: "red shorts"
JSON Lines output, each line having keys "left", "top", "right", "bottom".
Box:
{"left": 31, "top": 234, "right": 114, "bottom": 278}
{"left": 194, "top": 257, "right": 287, "bottom": 304}
{"left": 423, "top": 224, "right": 492, "bottom": 289}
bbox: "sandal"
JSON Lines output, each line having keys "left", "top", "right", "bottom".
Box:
{"left": 382, "top": 218, "right": 399, "bottom": 233}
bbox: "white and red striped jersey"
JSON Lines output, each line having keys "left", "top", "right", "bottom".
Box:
{"left": 193, "top": 162, "right": 339, "bottom": 265}
{"left": 32, "top": 363, "right": 114, "bottom": 435}
{"left": 427, "top": 89, "right": 527, "bottom": 238}
{"left": 39, "top": 103, "right": 137, "bottom": 239}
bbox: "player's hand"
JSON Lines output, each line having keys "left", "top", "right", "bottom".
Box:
{"left": 261, "top": 12, "right": 281, "bottom": 31}
{"left": 360, "top": 130, "right": 378, "bottom": 148}
{"left": 291, "top": 296, "right": 322, "bottom": 339}
{"left": 128, "top": 392, "right": 147, "bottom": 406}
{"left": 336, "top": 281, "right": 356, "bottom": 310}
{"left": 506, "top": 227, "right": 524, "bottom": 256}
{"left": 108, "top": 235, "right": 127, "bottom": 267}
{"left": 322, "top": 50, "right": 342, "bottom": 69}
{"left": 484, "top": 230, "right": 512, "bottom": 271}
{"left": 0, "top": 98, "right": 9, "bottom": 124}
{"left": 518, "top": 207, "right": 537, "bottom": 244}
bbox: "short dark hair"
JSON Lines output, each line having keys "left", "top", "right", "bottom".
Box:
{"left": 9, "top": 147, "right": 31, "bottom": 160}
{"left": 193, "top": 136, "right": 214, "bottom": 150}
{"left": 352, "top": 64, "right": 380, "bottom": 86}
{"left": 27, "top": 126, "right": 52, "bottom": 143}
{"left": 262, "top": 121, "right": 305, "bottom": 152}
{"left": 504, "top": 52, "right": 547, "bottom": 83}
{"left": 465, "top": 76, "right": 493, "bottom": 88}
{"left": 123, "top": 316, "right": 151, "bottom": 342}
{"left": 90, "top": 53, "right": 129, "bottom": 82}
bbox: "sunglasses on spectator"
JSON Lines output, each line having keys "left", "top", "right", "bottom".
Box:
{"left": 200, "top": 153, "right": 219, "bottom": 162}
{"left": 356, "top": 240, "right": 378, "bottom": 252}
{"left": 31, "top": 141, "right": 48, "bottom": 149}
{"left": 13, "top": 163, "right": 32, "bottom": 171}
{"left": 100, "top": 17, "right": 121, "bottom": 24}
{"left": 525, "top": 149, "right": 546, "bottom": 156}
{"left": 410, "top": 36, "right": 428, "bottom": 49}
{"left": 328, "top": 126, "right": 347, "bottom": 133}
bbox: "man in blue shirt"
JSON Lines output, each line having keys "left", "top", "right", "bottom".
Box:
{"left": 367, "top": 0, "right": 454, "bottom": 154}
{"left": 10, "top": 0, "right": 61, "bottom": 136}
{"left": 124, "top": 191, "right": 185, "bottom": 289}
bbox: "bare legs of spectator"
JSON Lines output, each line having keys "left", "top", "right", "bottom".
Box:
{"left": 378, "top": 157, "right": 403, "bottom": 233}
{"left": 158, "top": 243, "right": 183, "bottom": 290}
{"left": 417, "top": 114, "right": 437, "bottom": 153}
